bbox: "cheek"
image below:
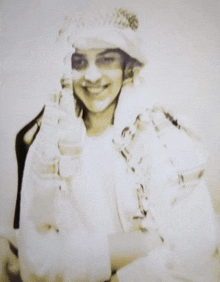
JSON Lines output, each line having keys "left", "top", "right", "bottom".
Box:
{"left": 71, "top": 70, "right": 83, "bottom": 85}
{"left": 108, "top": 69, "right": 124, "bottom": 86}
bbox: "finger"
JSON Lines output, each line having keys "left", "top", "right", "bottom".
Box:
{"left": 59, "top": 74, "right": 75, "bottom": 113}
{"left": 59, "top": 50, "right": 77, "bottom": 116}
{"left": 40, "top": 90, "right": 66, "bottom": 134}
{"left": 42, "top": 91, "right": 63, "bottom": 126}
{"left": 61, "top": 74, "right": 72, "bottom": 90}
{"left": 61, "top": 51, "right": 73, "bottom": 93}
{"left": 35, "top": 91, "right": 65, "bottom": 159}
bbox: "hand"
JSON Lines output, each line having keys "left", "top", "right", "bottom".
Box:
{"left": 108, "top": 231, "right": 163, "bottom": 271}
{"left": 0, "top": 237, "right": 21, "bottom": 282}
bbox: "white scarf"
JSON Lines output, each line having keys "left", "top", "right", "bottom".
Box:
{"left": 17, "top": 76, "right": 208, "bottom": 281}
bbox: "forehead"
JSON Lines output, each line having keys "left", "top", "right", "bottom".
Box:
{"left": 74, "top": 48, "right": 123, "bottom": 58}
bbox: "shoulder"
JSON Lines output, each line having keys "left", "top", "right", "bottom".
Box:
{"left": 16, "top": 107, "right": 45, "bottom": 151}
{"left": 117, "top": 103, "right": 207, "bottom": 188}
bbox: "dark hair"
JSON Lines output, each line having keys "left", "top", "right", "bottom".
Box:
{"left": 114, "top": 48, "right": 143, "bottom": 68}
{"left": 113, "top": 48, "right": 144, "bottom": 81}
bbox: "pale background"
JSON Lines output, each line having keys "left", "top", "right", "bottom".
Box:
{"left": 0, "top": 0, "right": 220, "bottom": 236}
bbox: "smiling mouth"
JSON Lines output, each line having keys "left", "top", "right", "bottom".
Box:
{"left": 84, "top": 85, "right": 108, "bottom": 94}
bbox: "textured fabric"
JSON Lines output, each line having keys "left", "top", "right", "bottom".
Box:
{"left": 117, "top": 181, "right": 218, "bottom": 282}
{"left": 57, "top": 8, "right": 146, "bottom": 65}
{"left": 17, "top": 84, "right": 218, "bottom": 281}
{"left": 17, "top": 92, "right": 113, "bottom": 281}
{"left": 112, "top": 85, "right": 218, "bottom": 280}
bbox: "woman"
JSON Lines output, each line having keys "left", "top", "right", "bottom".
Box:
{"left": 2, "top": 8, "right": 219, "bottom": 282}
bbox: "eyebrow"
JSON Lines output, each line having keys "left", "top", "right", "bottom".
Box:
{"left": 74, "top": 49, "right": 119, "bottom": 57}
{"left": 72, "top": 53, "right": 85, "bottom": 58}
{"left": 97, "top": 49, "right": 120, "bottom": 56}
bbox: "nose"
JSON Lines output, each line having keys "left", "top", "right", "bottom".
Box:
{"left": 84, "top": 63, "right": 102, "bottom": 83}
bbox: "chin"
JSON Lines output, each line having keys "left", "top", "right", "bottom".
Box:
{"left": 88, "top": 104, "right": 109, "bottom": 114}
{"left": 86, "top": 99, "right": 114, "bottom": 114}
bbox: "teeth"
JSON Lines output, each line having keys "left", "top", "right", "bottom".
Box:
{"left": 86, "top": 86, "right": 106, "bottom": 94}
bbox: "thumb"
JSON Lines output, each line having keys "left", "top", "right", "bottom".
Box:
{"left": 59, "top": 73, "right": 76, "bottom": 116}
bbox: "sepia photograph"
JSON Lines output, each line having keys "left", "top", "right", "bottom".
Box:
{"left": 0, "top": 0, "right": 220, "bottom": 281}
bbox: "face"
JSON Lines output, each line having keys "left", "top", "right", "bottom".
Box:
{"left": 71, "top": 48, "right": 124, "bottom": 114}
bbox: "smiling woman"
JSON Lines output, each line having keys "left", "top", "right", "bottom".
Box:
{"left": 71, "top": 48, "right": 142, "bottom": 136}
{"left": 1, "top": 7, "right": 219, "bottom": 282}
{"left": 71, "top": 48, "right": 124, "bottom": 126}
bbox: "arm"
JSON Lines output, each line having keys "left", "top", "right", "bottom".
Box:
{"left": 112, "top": 107, "right": 218, "bottom": 281}
{"left": 14, "top": 107, "right": 44, "bottom": 229}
